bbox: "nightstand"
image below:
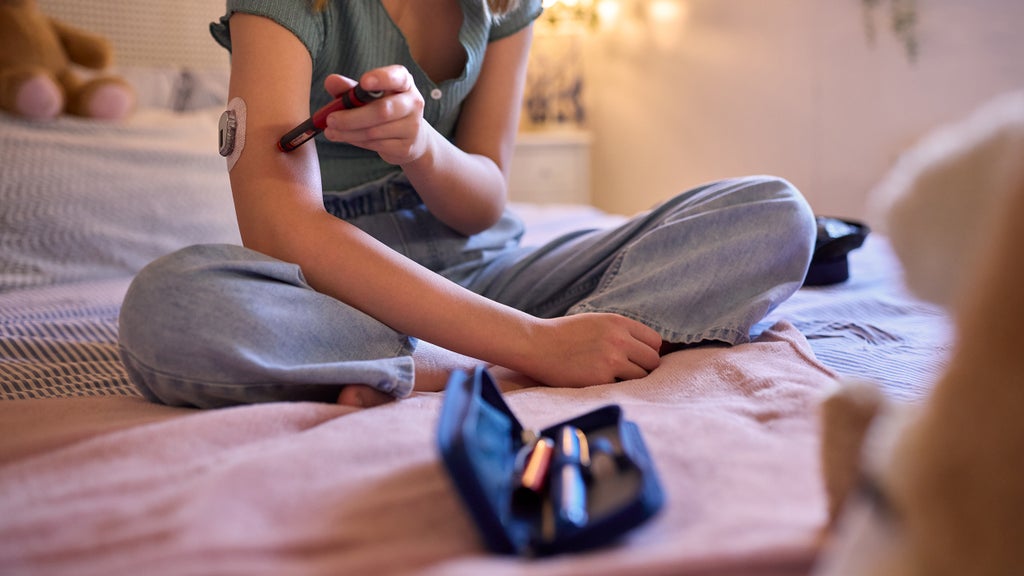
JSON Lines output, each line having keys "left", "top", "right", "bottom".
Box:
{"left": 508, "top": 129, "right": 592, "bottom": 205}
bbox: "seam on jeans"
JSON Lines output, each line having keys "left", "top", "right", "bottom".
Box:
{"left": 566, "top": 303, "right": 749, "bottom": 346}
{"left": 555, "top": 243, "right": 629, "bottom": 317}
{"left": 385, "top": 210, "right": 413, "bottom": 261}
{"left": 524, "top": 233, "right": 631, "bottom": 317}
{"left": 117, "top": 344, "right": 414, "bottom": 399}
{"left": 590, "top": 244, "right": 629, "bottom": 298}
{"left": 528, "top": 275, "right": 602, "bottom": 317}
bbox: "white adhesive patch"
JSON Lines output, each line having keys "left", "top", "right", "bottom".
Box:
{"left": 224, "top": 97, "right": 246, "bottom": 172}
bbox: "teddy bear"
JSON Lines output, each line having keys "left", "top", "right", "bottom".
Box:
{"left": 813, "top": 90, "right": 1024, "bottom": 576}
{"left": 0, "top": 0, "right": 134, "bottom": 120}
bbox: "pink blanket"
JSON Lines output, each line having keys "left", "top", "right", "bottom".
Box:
{"left": 0, "top": 321, "right": 835, "bottom": 576}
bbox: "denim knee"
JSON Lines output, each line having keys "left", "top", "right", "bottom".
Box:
{"left": 118, "top": 244, "right": 416, "bottom": 408}
{"left": 757, "top": 175, "right": 817, "bottom": 269}
{"left": 117, "top": 244, "right": 280, "bottom": 404}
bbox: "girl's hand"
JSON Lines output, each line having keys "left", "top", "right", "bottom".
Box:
{"left": 321, "top": 66, "right": 429, "bottom": 167}
{"left": 523, "top": 314, "right": 663, "bottom": 387}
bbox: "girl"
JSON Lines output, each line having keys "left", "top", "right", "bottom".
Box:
{"left": 118, "top": 0, "right": 816, "bottom": 408}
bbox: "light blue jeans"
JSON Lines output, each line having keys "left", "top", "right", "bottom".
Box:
{"left": 118, "top": 173, "right": 815, "bottom": 408}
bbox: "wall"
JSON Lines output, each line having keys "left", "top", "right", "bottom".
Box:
{"left": 38, "top": 0, "right": 228, "bottom": 70}
{"left": 576, "top": 0, "right": 1024, "bottom": 218}
{"left": 39, "top": 0, "right": 1024, "bottom": 220}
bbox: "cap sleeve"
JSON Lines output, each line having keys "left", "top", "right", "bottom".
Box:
{"left": 488, "top": 0, "right": 544, "bottom": 42}
{"left": 210, "top": 0, "right": 327, "bottom": 62}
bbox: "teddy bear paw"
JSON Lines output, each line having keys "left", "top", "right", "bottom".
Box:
{"left": 85, "top": 82, "right": 135, "bottom": 120}
{"left": 15, "top": 75, "right": 63, "bottom": 120}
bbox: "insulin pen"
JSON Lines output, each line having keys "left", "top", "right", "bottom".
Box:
{"left": 550, "top": 425, "right": 589, "bottom": 532}
{"left": 277, "top": 84, "right": 384, "bottom": 152}
{"left": 519, "top": 437, "right": 556, "bottom": 493}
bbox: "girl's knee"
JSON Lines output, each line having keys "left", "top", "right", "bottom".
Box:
{"left": 753, "top": 175, "right": 816, "bottom": 245}
{"left": 726, "top": 177, "right": 817, "bottom": 281}
{"left": 121, "top": 245, "right": 251, "bottom": 331}
{"left": 748, "top": 175, "right": 812, "bottom": 214}
{"left": 118, "top": 244, "right": 264, "bottom": 396}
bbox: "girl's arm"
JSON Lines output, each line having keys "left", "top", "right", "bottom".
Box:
{"left": 319, "top": 25, "right": 528, "bottom": 237}
{"left": 225, "top": 13, "right": 662, "bottom": 387}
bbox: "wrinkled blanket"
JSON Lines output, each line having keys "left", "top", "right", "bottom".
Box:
{"left": 0, "top": 321, "right": 835, "bottom": 576}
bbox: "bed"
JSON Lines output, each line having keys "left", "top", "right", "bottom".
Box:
{"left": 0, "top": 3, "right": 954, "bottom": 575}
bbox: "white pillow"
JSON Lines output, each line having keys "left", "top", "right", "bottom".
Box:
{"left": 0, "top": 108, "right": 241, "bottom": 291}
{"left": 116, "top": 66, "right": 230, "bottom": 112}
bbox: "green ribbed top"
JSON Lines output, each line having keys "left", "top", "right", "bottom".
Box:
{"left": 211, "top": 0, "right": 542, "bottom": 193}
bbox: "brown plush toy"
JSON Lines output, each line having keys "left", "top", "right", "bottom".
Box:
{"left": 0, "top": 0, "right": 134, "bottom": 120}
{"left": 814, "top": 91, "right": 1024, "bottom": 576}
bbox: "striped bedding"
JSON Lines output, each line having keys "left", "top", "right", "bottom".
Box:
{"left": 761, "top": 234, "right": 953, "bottom": 402}
{"left": 0, "top": 227, "right": 952, "bottom": 403}
{"left": 0, "top": 278, "right": 136, "bottom": 400}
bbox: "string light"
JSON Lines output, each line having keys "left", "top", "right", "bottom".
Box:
{"left": 539, "top": 0, "right": 683, "bottom": 29}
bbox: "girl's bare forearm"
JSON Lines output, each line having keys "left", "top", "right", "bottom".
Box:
{"left": 399, "top": 124, "right": 508, "bottom": 236}
{"left": 296, "top": 213, "right": 537, "bottom": 368}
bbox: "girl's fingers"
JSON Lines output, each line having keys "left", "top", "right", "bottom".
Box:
{"left": 629, "top": 340, "right": 661, "bottom": 373}
{"left": 616, "top": 362, "right": 651, "bottom": 383}
{"left": 324, "top": 73, "right": 357, "bottom": 98}
{"left": 631, "top": 321, "right": 665, "bottom": 351}
{"left": 360, "top": 65, "right": 415, "bottom": 94}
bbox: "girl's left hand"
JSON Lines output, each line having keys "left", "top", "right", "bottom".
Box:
{"left": 321, "top": 66, "right": 429, "bottom": 167}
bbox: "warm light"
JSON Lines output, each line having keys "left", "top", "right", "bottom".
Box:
{"left": 648, "top": 0, "right": 682, "bottom": 23}
{"left": 540, "top": 0, "right": 597, "bottom": 27}
{"left": 595, "top": 0, "right": 621, "bottom": 26}
{"left": 543, "top": 0, "right": 589, "bottom": 8}
{"left": 648, "top": 0, "right": 685, "bottom": 49}
{"left": 538, "top": 0, "right": 686, "bottom": 49}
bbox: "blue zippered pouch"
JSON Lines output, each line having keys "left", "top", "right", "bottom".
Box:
{"left": 437, "top": 366, "right": 664, "bottom": 556}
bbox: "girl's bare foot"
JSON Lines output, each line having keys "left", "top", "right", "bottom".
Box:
{"left": 337, "top": 384, "right": 394, "bottom": 408}
{"left": 337, "top": 341, "right": 544, "bottom": 407}
{"left": 336, "top": 342, "right": 482, "bottom": 408}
